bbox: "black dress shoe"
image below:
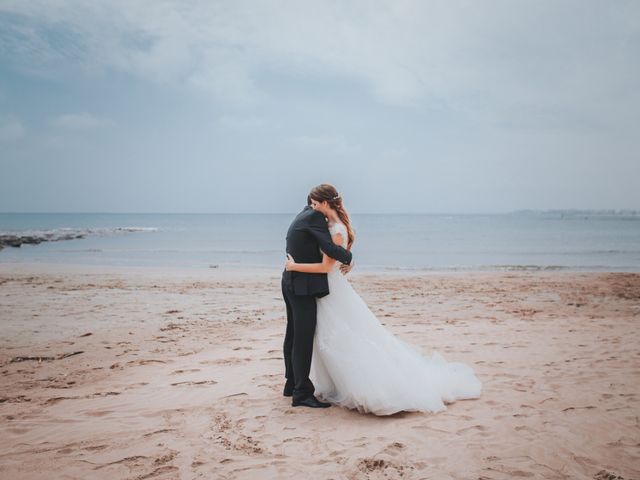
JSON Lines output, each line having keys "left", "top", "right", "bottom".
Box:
{"left": 283, "top": 385, "right": 293, "bottom": 397}
{"left": 292, "top": 395, "right": 331, "bottom": 408}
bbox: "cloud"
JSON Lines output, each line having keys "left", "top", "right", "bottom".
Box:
{"left": 0, "top": 116, "right": 25, "bottom": 142}
{"left": 217, "top": 114, "right": 265, "bottom": 129}
{"left": 1, "top": 0, "right": 637, "bottom": 122}
{"left": 51, "top": 113, "right": 114, "bottom": 130}
{"left": 287, "top": 134, "right": 360, "bottom": 155}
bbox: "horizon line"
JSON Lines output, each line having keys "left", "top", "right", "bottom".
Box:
{"left": 1, "top": 209, "right": 639, "bottom": 216}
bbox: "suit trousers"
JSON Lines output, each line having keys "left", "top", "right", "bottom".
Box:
{"left": 281, "top": 277, "right": 317, "bottom": 401}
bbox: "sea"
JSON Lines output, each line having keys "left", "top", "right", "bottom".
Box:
{"left": 0, "top": 211, "right": 639, "bottom": 272}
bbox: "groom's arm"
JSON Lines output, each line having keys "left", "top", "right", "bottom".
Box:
{"left": 307, "top": 211, "right": 352, "bottom": 265}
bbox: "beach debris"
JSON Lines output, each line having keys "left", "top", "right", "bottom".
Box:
{"left": 8, "top": 351, "right": 84, "bottom": 364}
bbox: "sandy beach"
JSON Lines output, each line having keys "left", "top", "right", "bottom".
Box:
{"left": 0, "top": 263, "right": 638, "bottom": 479}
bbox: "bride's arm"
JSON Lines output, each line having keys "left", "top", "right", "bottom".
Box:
{"left": 285, "top": 233, "right": 343, "bottom": 273}
{"left": 286, "top": 253, "right": 336, "bottom": 273}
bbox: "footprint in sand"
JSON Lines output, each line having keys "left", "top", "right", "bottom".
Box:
{"left": 380, "top": 442, "right": 406, "bottom": 457}
{"left": 456, "top": 424, "right": 489, "bottom": 436}
{"left": 45, "top": 396, "right": 79, "bottom": 405}
{"left": 143, "top": 428, "right": 176, "bottom": 438}
{"left": 514, "top": 425, "right": 537, "bottom": 433}
{"left": 170, "top": 380, "right": 218, "bottom": 386}
{"left": 83, "top": 444, "right": 108, "bottom": 451}
{"left": 170, "top": 368, "right": 200, "bottom": 374}
{"left": 127, "top": 359, "right": 167, "bottom": 366}
{"left": 93, "top": 455, "right": 148, "bottom": 469}
{"left": 282, "top": 436, "right": 307, "bottom": 443}
{"left": 484, "top": 466, "right": 535, "bottom": 478}
{"left": 562, "top": 405, "right": 596, "bottom": 412}
{"left": 85, "top": 410, "right": 113, "bottom": 417}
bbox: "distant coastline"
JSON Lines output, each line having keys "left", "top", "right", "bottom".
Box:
{"left": 511, "top": 209, "right": 639, "bottom": 217}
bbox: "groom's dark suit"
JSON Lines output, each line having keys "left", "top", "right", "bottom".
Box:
{"left": 282, "top": 205, "right": 352, "bottom": 402}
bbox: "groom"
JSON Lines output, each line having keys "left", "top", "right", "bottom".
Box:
{"left": 281, "top": 194, "right": 353, "bottom": 408}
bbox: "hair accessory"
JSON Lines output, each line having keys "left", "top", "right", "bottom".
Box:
{"left": 332, "top": 194, "right": 341, "bottom": 201}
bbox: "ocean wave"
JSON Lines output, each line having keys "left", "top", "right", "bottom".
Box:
{"left": 377, "top": 264, "right": 638, "bottom": 272}
{"left": 477, "top": 264, "right": 569, "bottom": 271}
{"left": 208, "top": 249, "right": 281, "bottom": 255}
{"left": 0, "top": 227, "right": 158, "bottom": 250}
{"left": 380, "top": 265, "right": 566, "bottom": 272}
{"left": 55, "top": 249, "right": 104, "bottom": 253}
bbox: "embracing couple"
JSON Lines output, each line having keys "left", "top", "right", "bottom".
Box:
{"left": 281, "top": 184, "right": 482, "bottom": 416}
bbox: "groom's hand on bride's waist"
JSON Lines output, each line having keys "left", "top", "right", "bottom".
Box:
{"left": 340, "top": 261, "right": 354, "bottom": 275}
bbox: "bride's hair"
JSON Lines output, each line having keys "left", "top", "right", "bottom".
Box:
{"left": 309, "top": 184, "right": 355, "bottom": 250}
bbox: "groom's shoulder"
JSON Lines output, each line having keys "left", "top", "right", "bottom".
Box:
{"left": 295, "top": 206, "right": 318, "bottom": 221}
{"left": 303, "top": 208, "right": 327, "bottom": 226}
{"left": 290, "top": 206, "right": 327, "bottom": 230}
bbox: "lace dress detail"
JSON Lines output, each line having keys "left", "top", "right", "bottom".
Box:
{"left": 309, "top": 222, "right": 482, "bottom": 415}
{"left": 328, "top": 222, "right": 348, "bottom": 242}
{"left": 328, "top": 222, "right": 348, "bottom": 271}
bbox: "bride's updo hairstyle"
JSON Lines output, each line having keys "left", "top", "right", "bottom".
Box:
{"left": 309, "top": 184, "right": 355, "bottom": 250}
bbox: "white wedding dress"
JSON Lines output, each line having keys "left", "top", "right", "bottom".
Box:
{"left": 309, "top": 222, "right": 482, "bottom": 416}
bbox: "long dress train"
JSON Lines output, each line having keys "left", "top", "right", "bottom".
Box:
{"left": 310, "top": 222, "right": 482, "bottom": 415}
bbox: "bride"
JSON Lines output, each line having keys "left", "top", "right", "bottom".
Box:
{"left": 285, "top": 184, "right": 482, "bottom": 416}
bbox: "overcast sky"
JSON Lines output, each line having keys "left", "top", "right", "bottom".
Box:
{"left": 0, "top": 1, "right": 638, "bottom": 214}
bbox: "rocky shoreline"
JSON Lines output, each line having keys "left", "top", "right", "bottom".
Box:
{"left": 0, "top": 227, "right": 157, "bottom": 251}
{"left": 0, "top": 232, "right": 85, "bottom": 250}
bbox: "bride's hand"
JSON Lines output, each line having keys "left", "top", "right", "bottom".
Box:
{"left": 340, "top": 261, "right": 354, "bottom": 275}
{"left": 285, "top": 254, "right": 296, "bottom": 271}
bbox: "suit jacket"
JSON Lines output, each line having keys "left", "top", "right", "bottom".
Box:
{"left": 282, "top": 206, "right": 353, "bottom": 298}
